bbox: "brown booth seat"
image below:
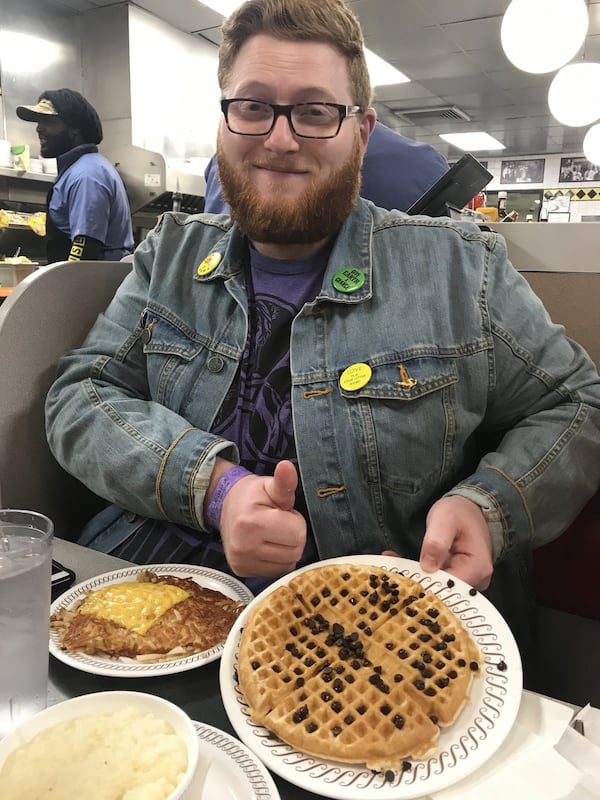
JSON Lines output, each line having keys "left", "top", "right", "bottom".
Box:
{"left": 533, "top": 489, "right": 600, "bottom": 621}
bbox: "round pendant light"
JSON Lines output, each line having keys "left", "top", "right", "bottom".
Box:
{"left": 548, "top": 63, "right": 600, "bottom": 126}
{"left": 501, "top": 0, "right": 589, "bottom": 74}
{"left": 583, "top": 124, "right": 600, "bottom": 168}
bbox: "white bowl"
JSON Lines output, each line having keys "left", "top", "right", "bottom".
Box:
{"left": 0, "top": 691, "right": 201, "bottom": 800}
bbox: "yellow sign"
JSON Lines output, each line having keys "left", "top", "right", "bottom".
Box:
{"left": 340, "top": 362, "right": 372, "bottom": 391}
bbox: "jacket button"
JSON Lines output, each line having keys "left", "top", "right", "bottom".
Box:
{"left": 207, "top": 355, "right": 225, "bottom": 373}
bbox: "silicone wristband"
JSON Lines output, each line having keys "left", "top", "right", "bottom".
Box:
{"left": 205, "top": 465, "right": 252, "bottom": 531}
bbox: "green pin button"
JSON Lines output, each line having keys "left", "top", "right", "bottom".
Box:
{"left": 332, "top": 267, "right": 365, "bottom": 293}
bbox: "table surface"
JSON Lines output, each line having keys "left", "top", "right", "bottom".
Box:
{"left": 49, "top": 538, "right": 583, "bottom": 800}
{"left": 51, "top": 539, "right": 323, "bottom": 799}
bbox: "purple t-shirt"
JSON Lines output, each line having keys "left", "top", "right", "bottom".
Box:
{"left": 211, "top": 245, "right": 330, "bottom": 590}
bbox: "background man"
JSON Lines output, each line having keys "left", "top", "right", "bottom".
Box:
{"left": 46, "top": 0, "right": 600, "bottom": 655}
{"left": 17, "top": 89, "right": 134, "bottom": 263}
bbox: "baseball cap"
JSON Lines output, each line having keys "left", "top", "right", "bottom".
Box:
{"left": 16, "top": 98, "right": 59, "bottom": 122}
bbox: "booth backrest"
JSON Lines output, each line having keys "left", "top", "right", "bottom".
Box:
{"left": 0, "top": 260, "right": 131, "bottom": 539}
{"left": 520, "top": 270, "right": 600, "bottom": 369}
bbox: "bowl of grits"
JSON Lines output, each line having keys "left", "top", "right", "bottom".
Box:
{"left": 0, "top": 691, "right": 203, "bottom": 800}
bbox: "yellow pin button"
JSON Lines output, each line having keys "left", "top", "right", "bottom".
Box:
{"left": 340, "top": 362, "right": 372, "bottom": 391}
{"left": 197, "top": 252, "right": 222, "bottom": 276}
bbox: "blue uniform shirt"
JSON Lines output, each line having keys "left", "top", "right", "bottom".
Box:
{"left": 52, "top": 145, "right": 134, "bottom": 260}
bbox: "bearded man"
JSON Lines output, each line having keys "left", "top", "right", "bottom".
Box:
{"left": 46, "top": 0, "right": 600, "bottom": 655}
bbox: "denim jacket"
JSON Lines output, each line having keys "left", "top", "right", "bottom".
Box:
{"left": 46, "top": 200, "right": 600, "bottom": 637}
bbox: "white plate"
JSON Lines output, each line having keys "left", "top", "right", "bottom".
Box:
{"left": 220, "top": 555, "right": 522, "bottom": 800}
{"left": 50, "top": 564, "right": 253, "bottom": 677}
{"left": 194, "top": 721, "right": 280, "bottom": 799}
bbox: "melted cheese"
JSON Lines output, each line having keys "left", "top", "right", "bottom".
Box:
{"left": 78, "top": 582, "right": 190, "bottom": 634}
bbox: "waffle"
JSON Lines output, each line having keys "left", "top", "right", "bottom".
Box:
{"left": 51, "top": 570, "right": 246, "bottom": 660}
{"left": 237, "top": 563, "right": 481, "bottom": 770}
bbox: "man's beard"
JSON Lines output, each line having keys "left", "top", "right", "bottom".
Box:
{"left": 216, "top": 135, "right": 362, "bottom": 245}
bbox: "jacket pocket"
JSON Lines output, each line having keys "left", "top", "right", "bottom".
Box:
{"left": 339, "top": 356, "right": 458, "bottom": 495}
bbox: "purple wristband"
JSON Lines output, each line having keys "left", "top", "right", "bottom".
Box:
{"left": 205, "top": 465, "right": 251, "bottom": 531}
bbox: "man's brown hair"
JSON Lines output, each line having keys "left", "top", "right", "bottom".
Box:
{"left": 218, "top": 0, "right": 373, "bottom": 110}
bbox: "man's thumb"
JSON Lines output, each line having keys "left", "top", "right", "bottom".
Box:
{"left": 264, "top": 460, "right": 298, "bottom": 510}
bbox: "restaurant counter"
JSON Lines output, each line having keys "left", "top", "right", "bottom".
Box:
{"left": 50, "top": 539, "right": 594, "bottom": 800}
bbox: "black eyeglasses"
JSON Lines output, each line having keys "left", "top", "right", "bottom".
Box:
{"left": 220, "top": 98, "right": 362, "bottom": 139}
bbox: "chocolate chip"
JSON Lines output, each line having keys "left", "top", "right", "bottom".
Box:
{"left": 429, "top": 714, "right": 438, "bottom": 724}
{"left": 357, "top": 704, "right": 367, "bottom": 715}
{"left": 292, "top": 704, "right": 309, "bottom": 723}
{"left": 447, "top": 669, "right": 458, "bottom": 679}
{"left": 397, "top": 649, "right": 409, "bottom": 659}
{"left": 380, "top": 704, "right": 391, "bottom": 715}
{"left": 470, "top": 661, "right": 479, "bottom": 671}
{"left": 408, "top": 626, "right": 417, "bottom": 634}
{"left": 457, "top": 658, "right": 466, "bottom": 667}
{"left": 306, "top": 722, "right": 318, "bottom": 733}
{"left": 333, "top": 678, "right": 344, "bottom": 693}
{"left": 384, "top": 770, "right": 395, "bottom": 783}
{"left": 425, "top": 687, "right": 436, "bottom": 696}
{"left": 331, "top": 700, "right": 342, "bottom": 712}
{"left": 427, "top": 608, "right": 440, "bottom": 618}
{"left": 393, "top": 714, "right": 405, "bottom": 729}
{"left": 272, "top": 664, "right": 282, "bottom": 673}
{"left": 304, "top": 657, "right": 315, "bottom": 667}
{"left": 443, "top": 633, "right": 456, "bottom": 643}
{"left": 406, "top": 607, "right": 417, "bottom": 617}
{"left": 497, "top": 660, "right": 507, "bottom": 671}
{"left": 283, "top": 676, "right": 291, "bottom": 683}
{"left": 435, "top": 660, "right": 445, "bottom": 669}
{"left": 289, "top": 626, "right": 298, "bottom": 636}
{"left": 322, "top": 587, "right": 331, "bottom": 597}
{"left": 370, "top": 612, "right": 379, "bottom": 621}
{"left": 293, "top": 608, "right": 303, "bottom": 618}
{"left": 402, "top": 761, "right": 412, "bottom": 772}
{"left": 340, "top": 589, "right": 349, "bottom": 597}
{"left": 409, "top": 643, "right": 419, "bottom": 650}
{"left": 436, "top": 677, "right": 449, "bottom": 688}
{"left": 394, "top": 673, "right": 403, "bottom": 682}
{"left": 469, "top": 587, "right": 477, "bottom": 596}
{"left": 414, "top": 679, "right": 425, "bottom": 690}
{"left": 295, "top": 677, "right": 305, "bottom": 687}
{"left": 446, "top": 579, "right": 455, "bottom": 588}
{"left": 310, "top": 596, "right": 320, "bottom": 607}
{"left": 331, "top": 726, "right": 342, "bottom": 737}
{"left": 419, "top": 633, "right": 432, "bottom": 642}
{"left": 344, "top": 714, "right": 355, "bottom": 725}
{"left": 321, "top": 691, "right": 332, "bottom": 701}
{"left": 251, "top": 661, "right": 260, "bottom": 670}
{"left": 342, "top": 573, "right": 350, "bottom": 580}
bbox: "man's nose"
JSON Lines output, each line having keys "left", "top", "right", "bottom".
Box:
{"left": 264, "top": 114, "right": 300, "bottom": 151}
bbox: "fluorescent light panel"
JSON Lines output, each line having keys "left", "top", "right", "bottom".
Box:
{"left": 198, "top": 1, "right": 410, "bottom": 87}
{"left": 439, "top": 132, "right": 505, "bottom": 151}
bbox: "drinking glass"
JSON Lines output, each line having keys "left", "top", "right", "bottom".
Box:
{"left": 0, "top": 509, "right": 53, "bottom": 737}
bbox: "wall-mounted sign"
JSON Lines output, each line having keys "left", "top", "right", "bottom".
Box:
{"left": 500, "top": 158, "right": 545, "bottom": 184}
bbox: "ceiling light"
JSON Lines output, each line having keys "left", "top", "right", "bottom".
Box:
{"left": 439, "top": 132, "right": 505, "bottom": 151}
{"left": 199, "top": 0, "right": 241, "bottom": 14}
{"left": 501, "top": 0, "right": 588, "bottom": 74}
{"left": 198, "top": 1, "right": 409, "bottom": 87}
{"left": 364, "top": 50, "right": 410, "bottom": 87}
{"left": 583, "top": 124, "right": 600, "bottom": 167}
{"left": 548, "top": 62, "right": 600, "bottom": 126}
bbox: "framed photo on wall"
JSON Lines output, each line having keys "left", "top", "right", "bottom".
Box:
{"left": 559, "top": 157, "right": 600, "bottom": 182}
{"left": 501, "top": 158, "right": 545, "bottom": 184}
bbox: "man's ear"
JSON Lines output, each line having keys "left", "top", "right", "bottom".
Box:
{"left": 359, "top": 107, "right": 377, "bottom": 151}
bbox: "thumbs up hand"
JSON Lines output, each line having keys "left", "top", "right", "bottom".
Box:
{"left": 218, "top": 460, "right": 307, "bottom": 578}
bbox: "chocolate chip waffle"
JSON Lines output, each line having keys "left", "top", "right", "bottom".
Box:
{"left": 237, "top": 563, "right": 481, "bottom": 770}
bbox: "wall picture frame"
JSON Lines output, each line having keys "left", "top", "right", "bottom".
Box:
{"left": 559, "top": 157, "right": 600, "bottom": 182}
{"left": 500, "top": 158, "right": 545, "bottom": 184}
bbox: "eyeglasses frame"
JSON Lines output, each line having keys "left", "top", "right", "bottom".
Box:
{"left": 220, "top": 98, "right": 362, "bottom": 140}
